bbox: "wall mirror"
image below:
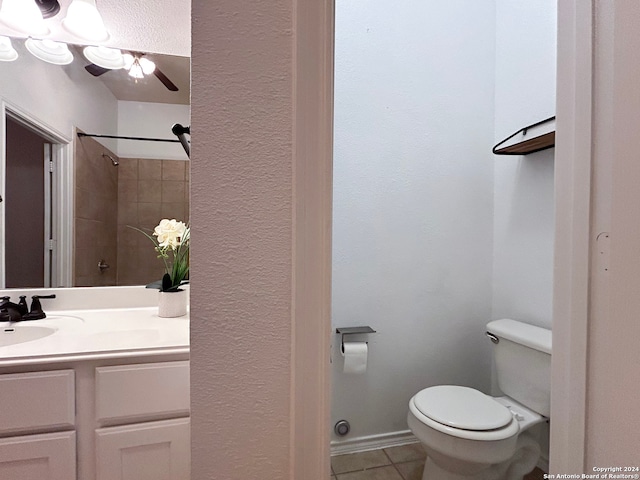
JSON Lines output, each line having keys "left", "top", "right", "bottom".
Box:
{"left": 0, "top": 1, "right": 191, "bottom": 290}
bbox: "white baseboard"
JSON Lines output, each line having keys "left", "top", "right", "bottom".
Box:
{"left": 330, "top": 430, "right": 418, "bottom": 456}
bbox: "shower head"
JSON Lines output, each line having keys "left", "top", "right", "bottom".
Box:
{"left": 102, "top": 153, "right": 119, "bottom": 166}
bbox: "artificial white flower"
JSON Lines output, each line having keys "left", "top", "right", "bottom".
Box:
{"left": 129, "top": 218, "right": 190, "bottom": 291}
{"left": 153, "top": 219, "right": 187, "bottom": 249}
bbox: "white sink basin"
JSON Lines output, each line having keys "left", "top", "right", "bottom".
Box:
{"left": 0, "top": 326, "right": 57, "bottom": 347}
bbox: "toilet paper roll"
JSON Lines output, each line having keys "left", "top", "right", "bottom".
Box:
{"left": 342, "top": 341, "right": 368, "bottom": 374}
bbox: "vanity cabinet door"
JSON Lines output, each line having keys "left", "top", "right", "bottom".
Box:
{"left": 95, "top": 418, "right": 190, "bottom": 480}
{"left": 0, "top": 431, "right": 75, "bottom": 480}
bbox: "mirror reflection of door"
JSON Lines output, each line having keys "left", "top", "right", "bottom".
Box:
{"left": 5, "top": 115, "right": 54, "bottom": 288}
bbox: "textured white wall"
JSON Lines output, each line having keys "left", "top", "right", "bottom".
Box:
{"left": 492, "top": 0, "right": 557, "bottom": 330}
{"left": 331, "top": 0, "right": 496, "bottom": 442}
{"left": 95, "top": 0, "right": 190, "bottom": 55}
{"left": 190, "top": 1, "right": 293, "bottom": 478}
{"left": 191, "top": 1, "right": 333, "bottom": 476}
{"left": 117, "top": 101, "right": 190, "bottom": 160}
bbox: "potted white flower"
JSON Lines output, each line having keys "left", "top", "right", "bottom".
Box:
{"left": 131, "top": 219, "right": 190, "bottom": 317}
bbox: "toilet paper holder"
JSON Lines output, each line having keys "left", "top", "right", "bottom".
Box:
{"left": 336, "top": 326, "right": 376, "bottom": 352}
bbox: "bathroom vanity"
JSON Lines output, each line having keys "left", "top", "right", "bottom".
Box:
{"left": 0, "top": 291, "right": 190, "bottom": 480}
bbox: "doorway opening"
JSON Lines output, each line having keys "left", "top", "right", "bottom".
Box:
{"left": 1, "top": 106, "right": 71, "bottom": 288}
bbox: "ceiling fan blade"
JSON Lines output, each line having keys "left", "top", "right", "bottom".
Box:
{"left": 153, "top": 68, "right": 179, "bottom": 92}
{"left": 85, "top": 64, "right": 110, "bottom": 77}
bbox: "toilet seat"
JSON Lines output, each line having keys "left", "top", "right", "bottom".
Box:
{"left": 409, "top": 386, "right": 520, "bottom": 441}
{"left": 414, "top": 385, "right": 513, "bottom": 430}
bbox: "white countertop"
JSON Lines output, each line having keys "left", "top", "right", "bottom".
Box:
{"left": 0, "top": 307, "right": 189, "bottom": 367}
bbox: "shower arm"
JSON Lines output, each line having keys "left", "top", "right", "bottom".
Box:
{"left": 102, "top": 153, "right": 118, "bottom": 166}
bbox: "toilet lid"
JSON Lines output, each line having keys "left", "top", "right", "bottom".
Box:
{"left": 413, "top": 386, "right": 513, "bottom": 431}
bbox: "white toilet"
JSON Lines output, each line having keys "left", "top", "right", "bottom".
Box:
{"left": 407, "top": 319, "right": 551, "bottom": 480}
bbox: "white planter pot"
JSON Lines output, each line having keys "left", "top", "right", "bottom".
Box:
{"left": 158, "top": 289, "right": 188, "bottom": 318}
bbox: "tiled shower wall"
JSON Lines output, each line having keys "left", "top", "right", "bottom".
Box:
{"left": 74, "top": 135, "right": 118, "bottom": 286}
{"left": 116, "top": 157, "right": 190, "bottom": 286}
{"left": 74, "top": 136, "right": 190, "bottom": 286}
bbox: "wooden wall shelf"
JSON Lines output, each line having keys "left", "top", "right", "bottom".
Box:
{"left": 493, "top": 116, "right": 555, "bottom": 156}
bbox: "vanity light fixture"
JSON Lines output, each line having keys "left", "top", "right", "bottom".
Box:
{"left": 0, "top": 36, "right": 18, "bottom": 62}
{"left": 62, "top": 0, "right": 109, "bottom": 43}
{"left": 35, "top": 0, "right": 61, "bottom": 19}
{"left": 123, "top": 53, "right": 156, "bottom": 79}
{"left": 83, "top": 45, "right": 125, "bottom": 70}
{"left": 25, "top": 38, "right": 73, "bottom": 65}
{"left": 0, "top": 0, "right": 50, "bottom": 37}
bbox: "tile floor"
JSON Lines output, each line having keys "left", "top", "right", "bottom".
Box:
{"left": 330, "top": 443, "right": 546, "bottom": 480}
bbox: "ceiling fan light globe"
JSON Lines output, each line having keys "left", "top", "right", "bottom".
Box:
{"left": 0, "top": 0, "right": 50, "bottom": 37}
{"left": 128, "top": 62, "right": 144, "bottom": 79}
{"left": 62, "top": 0, "right": 109, "bottom": 43}
{"left": 25, "top": 38, "right": 74, "bottom": 65}
{"left": 122, "top": 53, "right": 135, "bottom": 70}
{"left": 83, "top": 45, "right": 125, "bottom": 69}
{"left": 139, "top": 57, "right": 156, "bottom": 75}
{"left": 0, "top": 36, "right": 18, "bottom": 62}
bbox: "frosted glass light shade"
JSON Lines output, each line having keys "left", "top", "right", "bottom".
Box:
{"left": 62, "top": 0, "right": 109, "bottom": 42}
{"left": 83, "top": 46, "right": 124, "bottom": 69}
{"left": 139, "top": 57, "right": 155, "bottom": 75}
{"left": 122, "top": 53, "right": 134, "bottom": 70}
{"left": 124, "top": 54, "right": 156, "bottom": 79}
{"left": 0, "top": 36, "right": 18, "bottom": 62}
{"left": 0, "top": 0, "right": 49, "bottom": 36}
{"left": 25, "top": 38, "right": 74, "bottom": 65}
{"left": 128, "top": 61, "right": 144, "bottom": 79}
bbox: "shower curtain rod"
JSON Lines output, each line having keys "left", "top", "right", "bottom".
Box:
{"left": 77, "top": 132, "right": 183, "bottom": 144}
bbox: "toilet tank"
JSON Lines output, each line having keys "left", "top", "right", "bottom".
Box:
{"left": 486, "top": 319, "right": 552, "bottom": 417}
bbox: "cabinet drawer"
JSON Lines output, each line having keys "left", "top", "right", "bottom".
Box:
{"left": 0, "top": 431, "right": 75, "bottom": 480}
{"left": 0, "top": 370, "right": 75, "bottom": 435}
{"left": 96, "top": 361, "right": 189, "bottom": 423}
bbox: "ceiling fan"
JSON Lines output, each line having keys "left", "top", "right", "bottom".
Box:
{"left": 85, "top": 51, "right": 179, "bottom": 92}
{"left": 5, "top": 0, "right": 179, "bottom": 92}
